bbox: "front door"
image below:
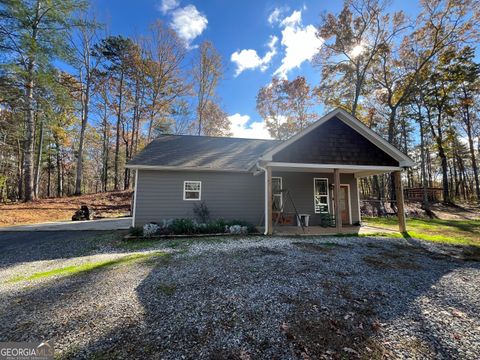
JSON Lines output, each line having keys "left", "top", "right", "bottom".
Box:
{"left": 339, "top": 185, "right": 350, "bottom": 224}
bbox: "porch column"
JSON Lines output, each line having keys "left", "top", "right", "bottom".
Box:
{"left": 265, "top": 166, "right": 273, "bottom": 235}
{"left": 394, "top": 170, "right": 407, "bottom": 233}
{"left": 334, "top": 168, "right": 342, "bottom": 232}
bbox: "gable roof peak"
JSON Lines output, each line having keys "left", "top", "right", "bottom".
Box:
{"left": 260, "top": 107, "right": 415, "bottom": 168}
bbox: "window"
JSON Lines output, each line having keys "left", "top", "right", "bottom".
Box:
{"left": 183, "top": 181, "right": 201, "bottom": 200}
{"left": 272, "top": 177, "right": 283, "bottom": 212}
{"left": 314, "top": 178, "right": 329, "bottom": 213}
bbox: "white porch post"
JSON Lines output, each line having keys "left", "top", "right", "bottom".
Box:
{"left": 334, "top": 168, "right": 342, "bottom": 232}
{"left": 394, "top": 170, "right": 407, "bottom": 233}
{"left": 265, "top": 166, "right": 273, "bottom": 235}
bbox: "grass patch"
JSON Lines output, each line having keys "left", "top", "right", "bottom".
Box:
{"left": 6, "top": 252, "right": 168, "bottom": 284}
{"left": 363, "top": 217, "right": 480, "bottom": 247}
{"left": 119, "top": 238, "right": 162, "bottom": 251}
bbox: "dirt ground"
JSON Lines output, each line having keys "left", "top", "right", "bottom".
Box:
{"left": 427, "top": 203, "right": 480, "bottom": 220}
{"left": 0, "top": 191, "right": 132, "bottom": 227}
{"left": 362, "top": 201, "right": 480, "bottom": 221}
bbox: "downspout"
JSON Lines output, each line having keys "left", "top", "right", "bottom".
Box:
{"left": 256, "top": 161, "right": 269, "bottom": 235}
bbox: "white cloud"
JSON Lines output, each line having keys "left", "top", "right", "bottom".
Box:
{"left": 228, "top": 113, "right": 272, "bottom": 139}
{"left": 158, "top": 0, "right": 179, "bottom": 14}
{"left": 268, "top": 8, "right": 281, "bottom": 24}
{"left": 280, "top": 10, "right": 302, "bottom": 27}
{"left": 231, "top": 36, "right": 278, "bottom": 76}
{"left": 274, "top": 9, "right": 323, "bottom": 79}
{"left": 268, "top": 6, "right": 290, "bottom": 25}
{"left": 170, "top": 5, "right": 208, "bottom": 47}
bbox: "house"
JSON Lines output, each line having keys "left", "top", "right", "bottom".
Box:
{"left": 126, "top": 108, "right": 414, "bottom": 234}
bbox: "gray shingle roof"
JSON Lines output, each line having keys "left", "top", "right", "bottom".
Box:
{"left": 127, "top": 135, "right": 281, "bottom": 171}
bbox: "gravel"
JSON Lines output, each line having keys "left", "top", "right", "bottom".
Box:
{"left": 0, "top": 234, "right": 478, "bottom": 359}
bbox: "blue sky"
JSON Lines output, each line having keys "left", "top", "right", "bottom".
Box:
{"left": 93, "top": 0, "right": 420, "bottom": 139}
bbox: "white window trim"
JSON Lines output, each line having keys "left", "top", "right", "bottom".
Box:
{"left": 272, "top": 177, "right": 283, "bottom": 212}
{"left": 313, "top": 178, "right": 330, "bottom": 214}
{"left": 183, "top": 180, "right": 201, "bottom": 201}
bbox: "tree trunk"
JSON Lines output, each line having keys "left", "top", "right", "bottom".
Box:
{"left": 122, "top": 121, "right": 130, "bottom": 190}
{"left": 47, "top": 152, "right": 51, "bottom": 197}
{"left": 437, "top": 142, "right": 450, "bottom": 203}
{"left": 102, "top": 103, "right": 109, "bottom": 192}
{"left": 17, "top": 139, "right": 23, "bottom": 200}
{"left": 54, "top": 136, "right": 63, "bottom": 197}
{"left": 22, "top": 0, "right": 41, "bottom": 202}
{"left": 23, "top": 62, "right": 36, "bottom": 201}
{"left": 114, "top": 71, "right": 124, "bottom": 191}
{"left": 452, "top": 152, "right": 459, "bottom": 199}
{"left": 464, "top": 106, "right": 480, "bottom": 202}
{"left": 34, "top": 118, "right": 44, "bottom": 197}
{"left": 373, "top": 175, "right": 385, "bottom": 216}
{"left": 418, "top": 113, "right": 429, "bottom": 209}
{"left": 75, "top": 70, "right": 90, "bottom": 195}
{"left": 387, "top": 106, "right": 398, "bottom": 208}
{"left": 426, "top": 146, "right": 433, "bottom": 187}
{"left": 131, "top": 83, "right": 138, "bottom": 160}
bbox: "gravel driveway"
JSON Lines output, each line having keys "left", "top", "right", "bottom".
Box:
{"left": 0, "top": 217, "right": 131, "bottom": 231}
{"left": 0, "top": 234, "right": 478, "bottom": 359}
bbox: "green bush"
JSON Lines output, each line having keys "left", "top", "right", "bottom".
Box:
{"left": 168, "top": 218, "right": 197, "bottom": 235}
{"left": 319, "top": 213, "right": 335, "bottom": 228}
{"left": 129, "top": 226, "right": 143, "bottom": 236}
{"left": 162, "top": 218, "right": 256, "bottom": 235}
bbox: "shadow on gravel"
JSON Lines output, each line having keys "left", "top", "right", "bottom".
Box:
{"left": 0, "top": 231, "right": 126, "bottom": 268}
{"left": 1, "top": 238, "right": 479, "bottom": 359}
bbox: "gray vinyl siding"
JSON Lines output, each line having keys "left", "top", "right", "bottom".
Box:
{"left": 134, "top": 170, "right": 265, "bottom": 226}
{"left": 271, "top": 171, "right": 360, "bottom": 225}
{"left": 133, "top": 169, "right": 360, "bottom": 227}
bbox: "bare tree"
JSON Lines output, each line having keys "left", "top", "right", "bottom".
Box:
{"left": 192, "top": 41, "right": 223, "bottom": 136}
{"left": 314, "top": 0, "right": 408, "bottom": 116}
{"left": 70, "top": 10, "right": 101, "bottom": 195}
{"left": 142, "top": 21, "right": 188, "bottom": 142}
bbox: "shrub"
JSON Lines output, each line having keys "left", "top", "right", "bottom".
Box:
{"left": 162, "top": 219, "right": 173, "bottom": 229}
{"left": 129, "top": 226, "right": 143, "bottom": 237}
{"left": 210, "top": 219, "right": 230, "bottom": 233}
{"left": 319, "top": 213, "right": 335, "bottom": 227}
{"left": 193, "top": 201, "right": 210, "bottom": 223}
{"left": 227, "top": 225, "right": 248, "bottom": 234}
{"left": 224, "top": 219, "right": 257, "bottom": 233}
{"left": 143, "top": 223, "right": 160, "bottom": 237}
{"left": 169, "top": 218, "right": 197, "bottom": 235}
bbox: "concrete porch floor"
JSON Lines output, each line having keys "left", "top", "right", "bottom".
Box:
{"left": 256, "top": 225, "right": 399, "bottom": 236}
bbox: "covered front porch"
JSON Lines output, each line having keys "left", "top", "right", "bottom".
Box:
{"left": 251, "top": 108, "right": 413, "bottom": 236}
{"left": 259, "top": 163, "right": 407, "bottom": 236}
